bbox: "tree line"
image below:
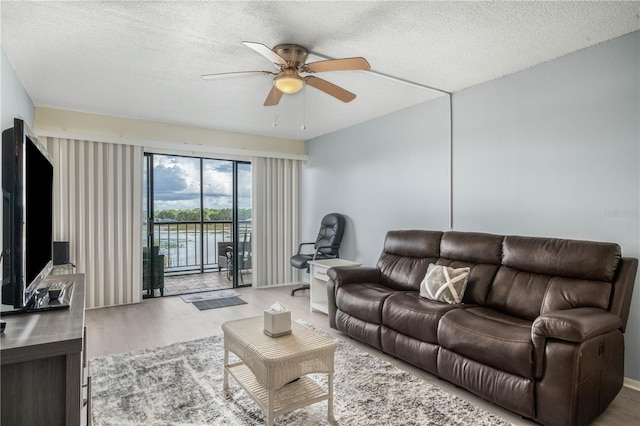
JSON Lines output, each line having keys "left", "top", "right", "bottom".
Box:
{"left": 155, "top": 208, "right": 251, "bottom": 222}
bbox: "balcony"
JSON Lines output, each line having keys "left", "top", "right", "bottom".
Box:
{"left": 148, "top": 220, "right": 252, "bottom": 294}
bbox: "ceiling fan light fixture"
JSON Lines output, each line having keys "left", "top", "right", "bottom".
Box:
{"left": 274, "top": 70, "right": 305, "bottom": 94}
{"left": 205, "top": 42, "right": 368, "bottom": 106}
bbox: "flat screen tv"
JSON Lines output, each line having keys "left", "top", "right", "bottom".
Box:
{"left": 1, "top": 118, "right": 54, "bottom": 314}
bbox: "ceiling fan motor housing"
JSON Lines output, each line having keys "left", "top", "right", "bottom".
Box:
{"left": 273, "top": 44, "right": 309, "bottom": 67}
{"left": 203, "top": 41, "right": 367, "bottom": 106}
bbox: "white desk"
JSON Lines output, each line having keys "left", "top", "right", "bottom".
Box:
{"left": 308, "top": 259, "right": 361, "bottom": 314}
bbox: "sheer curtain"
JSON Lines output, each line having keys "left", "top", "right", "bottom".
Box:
{"left": 251, "top": 157, "right": 303, "bottom": 287}
{"left": 43, "top": 137, "right": 143, "bottom": 309}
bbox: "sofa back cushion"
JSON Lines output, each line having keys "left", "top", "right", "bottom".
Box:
{"left": 486, "top": 236, "right": 621, "bottom": 320}
{"left": 377, "top": 230, "right": 442, "bottom": 291}
{"left": 437, "top": 231, "right": 503, "bottom": 305}
{"left": 502, "top": 236, "right": 621, "bottom": 281}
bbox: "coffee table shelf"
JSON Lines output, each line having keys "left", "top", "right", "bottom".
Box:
{"left": 228, "top": 363, "right": 329, "bottom": 417}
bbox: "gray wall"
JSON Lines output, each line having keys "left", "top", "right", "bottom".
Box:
{"left": 303, "top": 96, "right": 451, "bottom": 267}
{"left": 453, "top": 32, "right": 639, "bottom": 381}
{"left": 1, "top": 47, "right": 35, "bottom": 264}
{"left": 303, "top": 31, "right": 640, "bottom": 381}
{"left": 453, "top": 32, "right": 639, "bottom": 249}
{"left": 1, "top": 48, "right": 35, "bottom": 130}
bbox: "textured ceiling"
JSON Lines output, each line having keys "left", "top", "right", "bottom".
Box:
{"left": 2, "top": 1, "right": 639, "bottom": 141}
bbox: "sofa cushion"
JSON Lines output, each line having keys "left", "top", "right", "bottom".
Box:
{"left": 502, "top": 235, "right": 621, "bottom": 281}
{"left": 437, "top": 231, "right": 503, "bottom": 305}
{"left": 336, "top": 310, "right": 383, "bottom": 350}
{"left": 440, "top": 231, "right": 503, "bottom": 265}
{"left": 491, "top": 236, "right": 620, "bottom": 320}
{"left": 438, "top": 307, "right": 534, "bottom": 378}
{"left": 335, "top": 282, "right": 396, "bottom": 324}
{"left": 438, "top": 348, "right": 535, "bottom": 418}
{"left": 381, "top": 326, "right": 439, "bottom": 375}
{"left": 541, "top": 277, "right": 612, "bottom": 313}
{"left": 486, "top": 266, "right": 612, "bottom": 321}
{"left": 420, "top": 263, "right": 470, "bottom": 304}
{"left": 436, "top": 260, "right": 499, "bottom": 305}
{"left": 377, "top": 230, "right": 442, "bottom": 291}
{"left": 382, "top": 292, "right": 458, "bottom": 344}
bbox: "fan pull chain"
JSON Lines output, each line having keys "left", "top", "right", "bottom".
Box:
{"left": 272, "top": 106, "right": 278, "bottom": 127}
{"left": 301, "top": 91, "right": 307, "bottom": 130}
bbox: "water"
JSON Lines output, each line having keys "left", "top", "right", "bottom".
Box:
{"left": 152, "top": 226, "right": 250, "bottom": 270}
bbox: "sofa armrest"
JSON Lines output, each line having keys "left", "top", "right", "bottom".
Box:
{"left": 609, "top": 257, "right": 638, "bottom": 332}
{"left": 327, "top": 266, "right": 381, "bottom": 288}
{"left": 326, "top": 267, "right": 381, "bottom": 329}
{"left": 532, "top": 307, "right": 622, "bottom": 378}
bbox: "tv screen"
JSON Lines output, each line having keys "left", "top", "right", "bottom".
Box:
{"left": 2, "top": 118, "right": 54, "bottom": 311}
{"left": 25, "top": 133, "right": 54, "bottom": 287}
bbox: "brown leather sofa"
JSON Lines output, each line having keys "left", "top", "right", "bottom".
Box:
{"left": 326, "top": 230, "right": 637, "bottom": 426}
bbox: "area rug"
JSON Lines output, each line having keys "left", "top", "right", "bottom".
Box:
{"left": 179, "top": 289, "right": 239, "bottom": 303}
{"left": 90, "top": 321, "right": 512, "bottom": 426}
{"left": 192, "top": 296, "right": 247, "bottom": 311}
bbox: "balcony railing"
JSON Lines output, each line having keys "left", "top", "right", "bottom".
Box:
{"left": 152, "top": 220, "right": 251, "bottom": 274}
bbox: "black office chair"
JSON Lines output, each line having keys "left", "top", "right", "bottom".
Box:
{"left": 290, "top": 213, "right": 346, "bottom": 296}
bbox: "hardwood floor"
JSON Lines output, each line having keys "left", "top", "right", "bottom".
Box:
{"left": 85, "top": 284, "right": 639, "bottom": 426}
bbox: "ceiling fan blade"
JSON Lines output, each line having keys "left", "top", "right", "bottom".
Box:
{"left": 264, "top": 86, "right": 284, "bottom": 106}
{"left": 242, "top": 41, "right": 287, "bottom": 67}
{"left": 201, "top": 70, "right": 275, "bottom": 80}
{"left": 305, "top": 76, "right": 356, "bottom": 103}
{"left": 304, "top": 57, "right": 370, "bottom": 73}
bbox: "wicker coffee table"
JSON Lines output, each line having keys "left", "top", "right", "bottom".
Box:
{"left": 222, "top": 316, "right": 337, "bottom": 425}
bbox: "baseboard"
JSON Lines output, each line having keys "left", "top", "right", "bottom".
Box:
{"left": 624, "top": 377, "right": 640, "bottom": 391}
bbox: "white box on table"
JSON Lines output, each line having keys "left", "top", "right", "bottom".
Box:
{"left": 263, "top": 309, "right": 291, "bottom": 337}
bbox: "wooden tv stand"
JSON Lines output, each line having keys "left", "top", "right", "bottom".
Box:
{"left": 1, "top": 274, "right": 87, "bottom": 425}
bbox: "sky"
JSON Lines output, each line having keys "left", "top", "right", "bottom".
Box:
{"left": 151, "top": 154, "right": 252, "bottom": 211}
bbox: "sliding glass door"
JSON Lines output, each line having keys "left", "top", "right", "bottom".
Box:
{"left": 143, "top": 155, "right": 167, "bottom": 298}
{"left": 143, "top": 153, "right": 252, "bottom": 297}
{"left": 232, "top": 162, "right": 253, "bottom": 286}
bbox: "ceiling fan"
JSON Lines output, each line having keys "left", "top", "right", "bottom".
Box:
{"left": 202, "top": 41, "right": 371, "bottom": 106}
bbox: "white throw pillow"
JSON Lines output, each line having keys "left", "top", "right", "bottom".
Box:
{"left": 420, "top": 263, "right": 470, "bottom": 304}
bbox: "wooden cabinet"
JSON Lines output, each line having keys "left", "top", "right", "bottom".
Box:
{"left": 308, "top": 259, "right": 361, "bottom": 314}
{"left": 1, "top": 274, "right": 86, "bottom": 426}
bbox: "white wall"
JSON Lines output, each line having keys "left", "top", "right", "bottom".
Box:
{"left": 303, "top": 96, "right": 451, "bottom": 267}
{"left": 303, "top": 31, "right": 640, "bottom": 381}
{"left": 1, "top": 48, "right": 34, "bottom": 130}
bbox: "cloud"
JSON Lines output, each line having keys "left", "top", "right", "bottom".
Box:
{"left": 152, "top": 155, "right": 252, "bottom": 211}
{"left": 153, "top": 162, "right": 188, "bottom": 193}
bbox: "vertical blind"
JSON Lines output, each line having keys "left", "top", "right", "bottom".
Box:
{"left": 252, "top": 157, "right": 302, "bottom": 287}
{"left": 44, "top": 137, "right": 143, "bottom": 309}
{"left": 43, "top": 137, "right": 300, "bottom": 305}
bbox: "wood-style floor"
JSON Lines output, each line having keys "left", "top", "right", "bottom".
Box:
{"left": 85, "top": 284, "right": 639, "bottom": 426}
